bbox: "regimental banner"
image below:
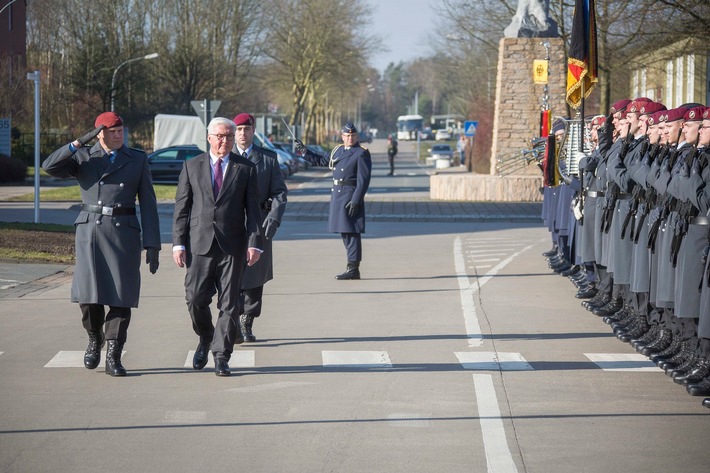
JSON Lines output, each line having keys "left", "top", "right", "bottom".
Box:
{"left": 533, "top": 60, "right": 548, "bottom": 84}
{"left": 566, "top": 0, "right": 599, "bottom": 109}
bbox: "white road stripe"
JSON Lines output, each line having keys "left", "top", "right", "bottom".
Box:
{"left": 45, "top": 350, "right": 122, "bottom": 368}
{"left": 584, "top": 353, "right": 660, "bottom": 372}
{"left": 473, "top": 374, "right": 519, "bottom": 473}
{"left": 322, "top": 350, "right": 392, "bottom": 368}
{"left": 455, "top": 352, "right": 533, "bottom": 371}
{"left": 454, "top": 237, "right": 483, "bottom": 347}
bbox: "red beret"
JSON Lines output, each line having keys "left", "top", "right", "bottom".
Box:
{"left": 610, "top": 99, "right": 631, "bottom": 114}
{"left": 684, "top": 106, "right": 706, "bottom": 122}
{"left": 591, "top": 115, "right": 606, "bottom": 126}
{"left": 664, "top": 107, "right": 686, "bottom": 123}
{"left": 94, "top": 112, "right": 123, "bottom": 129}
{"left": 633, "top": 97, "right": 652, "bottom": 103}
{"left": 639, "top": 102, "right": 666, "bottom": 116}
{"left": 233, "top": 113, "right": 255, "bottom": 127}
{"left": 704, "top": 108, "right": 710, "bottom": 120}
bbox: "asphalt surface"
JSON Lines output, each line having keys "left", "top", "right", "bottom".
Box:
{"left": 0, "top": 140, "right": 708, "bottom": 473}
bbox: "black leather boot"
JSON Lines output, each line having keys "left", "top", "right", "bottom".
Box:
{"left": 105, "top": 340, "right": 126, "bottom": 377}
{"left": 653, "top": 337, "right": 685, "bottom": 366}
{"left": 593, "top": 296, "right": 623, "bottom": 316}
{"left": 84, "top": 330, "right": 105, "bottom": 370}
{"left": 632, "top": 324, "right": 659, "bottom": 350}
{"left": 583, "top": 292, "right": 609, "bottom": 311}
{"left": 640, "top": 328, "right": 673, "bottom": 357}
{"left": 336, "top": 262, "right": 360, "bottom": 280}
{"left": 240, "top": 314, "right": 256, "bottom": 342}
{"left": 674, "top": 358, "right": 710, "bottom": 385}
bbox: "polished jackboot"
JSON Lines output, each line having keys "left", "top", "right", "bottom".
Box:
{"left": 105, "top": 340, "right": 126, "bottom": 377}
{"left": 640, "top": 328, "right": 673, "bottom": 357}
{"left": 335, "top": 262, "right": 360, "bottom": 280}
{"left": 239, "top": 314, "right": 256, "bottom": 342}
{"left": 84, "top": 330, "right": 105, "bottom": 370}
{"left": 593, "top": 296, "right": 623, "bottom": 317}
{"left": 673, "top": 358, "right": 710, "bottom": 385}
{"left": 632, "top": 324, "right": 660, "bottom": 350}
{"left": 652, "top": 337, "right": 685, "bottom": 366}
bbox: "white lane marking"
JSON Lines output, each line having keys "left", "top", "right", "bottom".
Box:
{"left": 45, "top": 350, "right": 122, "bottom": 368}
{"left": 467, "top": 248, "right": 516, "bottom": 253}
{"left": 163, "top": 411, "right": 207, "bottom": 424}
{"left": 473, "top": 259, "right": 502, "bottom": 263}
{"left": 322, "top": 350, "right": 392, "bottom": 368}
{"left": 584, "top": 353, "right": 660, "bottom": 372}
{"left": 473, "top": 374, "right": 519, "bottom": 473}
{"left": 454, "top": 237, "right": 536, "bottom": 347}
{"left": 227, "top": 381, "right": 316, "bottom": 393}
{"left": 456, "top": 352, "right": 533, "bottom": 371}
{"left": 184, "top": 350, "right": 255, "bottom": 369}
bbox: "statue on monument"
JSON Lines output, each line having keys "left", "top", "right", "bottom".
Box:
{"left": 504, "top": 0, "right": 559, "bottom": 38}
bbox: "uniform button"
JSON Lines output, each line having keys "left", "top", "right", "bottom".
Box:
{"left": 119, "top": 183, "right": 124, "bottom": 187}
{"left": 116, "top": 203, "right": 122, "bottom": 207}
{"left": 97, "top": 200, "right": 102, "bottom": 205}
{"left": 96, "top": 220, "right": 101, "bottom": 224}
{"left": 99, "top": 181, "right": 104, "bottom": 185}
{"left": 213, "top": 220, "right": 217, "bottom": 223}
{"left": 115, "top": 222, "right": 121, "bottom": 227}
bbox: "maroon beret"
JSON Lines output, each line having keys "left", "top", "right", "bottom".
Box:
{"left": 665, "top": 107, "right": 687, "bottom": 123}
{"left": 610, "top": 99, "right": 631, "bottom": 114}
{"left": 704, "top": 108, "right": 710, "bottom": 120}
{"left": 591, "top": 115, "right": 606, "bottom": 127}
{"left": 94, "top": 112, "right": 123, "bottom": 129}
{"left": 233, "top": 113, "right": 255, "bottom": 127}
{"left": 684, "top": 106, "right": 706, "bottom": 122}
{"left": 639, "top": 102, "right": 666, "bottom": 116}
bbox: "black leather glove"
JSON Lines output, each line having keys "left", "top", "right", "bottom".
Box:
{"left": 76, "top": 125, "right": 105, "bottom": 146}
{"left": 263, "top": 217, "right": 279, "bottom": 239}
{"left": 145, "top": 247, "right": 159, "bottom": 274}
{"left": 294, "top": 139, "right": 307, "bottom": 153}
{"left": 345, "top": 201, "right": 359, "bottom": 218}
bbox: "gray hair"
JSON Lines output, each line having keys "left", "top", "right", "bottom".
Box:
{"left": 207, "top": 117, "right": 236, "bottom": 134}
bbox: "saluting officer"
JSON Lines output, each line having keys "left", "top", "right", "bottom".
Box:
{"left": 296, "top": 123, "right": 372, "bottom": 279}
{"left": 42, "top": 112, "right": 161, "bottom": 377}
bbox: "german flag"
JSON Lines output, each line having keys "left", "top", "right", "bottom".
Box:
{"left": 566, "top": 0, "right": 598, "bottom": 109}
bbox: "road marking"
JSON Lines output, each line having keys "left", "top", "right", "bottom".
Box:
{"left": 322, "top": 350, "right": 392, "bottom": 368}
{"left": 454, "top": 237, "right": 483, "bottom": 347}
{"left": 584, "top": 353, "right": 660, "bottom": 372}
{"left": 455, "top": 352, "right": 533, "bottom": 371}
{"left": 473, "top": 258, "right": 502, "bottom": 263}
{"left": 473, "top": 374, "right": 519, "bottom": 473}
{"left": 44, "top": 350, "right": 122, "bottom": 368}
{"left": 184, "top": 350, "right": 255, "bottom": 369}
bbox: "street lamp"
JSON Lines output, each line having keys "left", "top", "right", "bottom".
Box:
{"left": 110, "top": 53, "right": 159, "bottom": 112}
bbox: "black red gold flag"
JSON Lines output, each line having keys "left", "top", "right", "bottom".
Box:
{"left": 566, "top": 0, "right": 598, "bottom": 109}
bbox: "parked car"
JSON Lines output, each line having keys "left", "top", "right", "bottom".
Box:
{"left": 147, "top": 145, "right": 202, "bottom": 183}
{"left": 435, "top": 128, "right": 452, "bottom": 141}
{"left": 254, "top": 132, "right": 298, "bottom": 175}
{"left": 273, "top": 142, "right": 311, "bottom": 170}
{"left": 428, "top": 143, "right": 453, "bottom": 163}
{"left": 419, "top": 127, "right": 434, "bottom": 140}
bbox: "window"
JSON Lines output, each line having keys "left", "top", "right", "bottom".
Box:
{"left": 666, "top": 60, "right": 674, "bottom": 106}
{"left": 686, "top": 54, "right": 695, "bottom": 103}
{"left": 152, "top": 150, "right": 180, "bottom": 161}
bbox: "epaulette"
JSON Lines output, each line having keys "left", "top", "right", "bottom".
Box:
{"left": 360, "top": 145, "right": 368, "bottom": 151}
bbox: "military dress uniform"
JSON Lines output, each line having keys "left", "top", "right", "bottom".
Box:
{"left": 300, "top": 123, "right": 372, "bottom": 279}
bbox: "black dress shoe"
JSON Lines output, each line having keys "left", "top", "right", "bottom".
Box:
{"left": 193, "top": 339, "right": 211, "bottom": 370}
{"left": 215, "top": 358, "right": 231, "bottom": 377}
{"left": 575, "top": 286, "right": 597, "bottom": 299}
{"left": 336, "top": 266, "right": 360, "bottom": 280}
{"left": 542, "top": 248, "right": 558, "bottom": 257}
{"left": 686, "top": 378, "right": 710, "bottom": 396}
{"left": 560, "top": 265, "right": 581, "bottom": 277}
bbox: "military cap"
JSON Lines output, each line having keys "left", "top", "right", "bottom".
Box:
{"left": 610, "top": 99, "right": 631, "bottom": 114}
{"left": 233, "top": 113, "right": 255, "bottom": 127}
{"left": 639, "top": 102, "right": 666, "bottom": 116}
{"left": 551, "top": 118, "right": 567, "bottom": 134}
{"left": 94, "top": 112, "right": 123, "bottom": 129}
{"left": 591, "top": 115, "right": 606, "bottom": 127}
{"left": 683, "top": 106, "right": 706, "bottom": 122}
{"left": 664, "top": 107, "right": 686, "bottom": 123}
{"left": 341, "top": 122, "right": 358, "bottom": 134}
{"left": 704, "top": 108, "right": 710, "bottom": 120}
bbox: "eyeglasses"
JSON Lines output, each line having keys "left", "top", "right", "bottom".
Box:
{"left": 210, "top": 133, "right": 235, "bottom": 141}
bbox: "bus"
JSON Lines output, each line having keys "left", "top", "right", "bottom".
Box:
{"left": 396, "top": 114, "right": 424, "bottom": 141}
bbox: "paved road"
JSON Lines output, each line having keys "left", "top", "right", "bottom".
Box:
{"left": 0, "top": 141, "right": 707, "bottom": 473}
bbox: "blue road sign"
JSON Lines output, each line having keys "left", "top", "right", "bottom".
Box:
{"left": 464, "top": 121, "right": 478, "bottom": 137}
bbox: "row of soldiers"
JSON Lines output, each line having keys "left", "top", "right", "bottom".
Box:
{"left": 541, "top": 98, "right": 710, "bottom": 408}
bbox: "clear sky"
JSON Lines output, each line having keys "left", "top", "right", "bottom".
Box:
{"left": 365, "top": 0, "right": 439, "bottom": 74}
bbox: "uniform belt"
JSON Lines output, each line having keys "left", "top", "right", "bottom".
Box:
{"left": 81, "top": 204, "right": 136, "bottom": 216}
{"left": 333, "top": 179, "right": 356, "bottom": 186}
{"left": 690, "top": 216, "right": 710, "bottom": 226}
{"left": 585, "top": 191, "right": 603, "bottom": 198}
{"left": 617, "top": 193, "right": 632, "bottom": 200}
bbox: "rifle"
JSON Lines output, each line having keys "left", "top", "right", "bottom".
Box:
{"left": 669, "top": 134, "right": 701, "bottom": 267}
{"left": 600, "top": 124, "right": 633, "bottom": 233}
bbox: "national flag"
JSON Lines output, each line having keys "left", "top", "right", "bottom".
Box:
{"left": 566, "top": 0, "right": 598, "bottom": 109}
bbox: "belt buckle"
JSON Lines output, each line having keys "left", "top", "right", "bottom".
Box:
{"left": 102, "top": 206, "right": 113, "bottom": 216}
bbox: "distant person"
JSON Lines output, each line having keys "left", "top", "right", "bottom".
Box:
{"left": 42, "top": 111, "right": 161, "bottom": 377}
{"left": 457, "top": 135, "right": 466, "bottom": 167}
{"left": 295, "top": 123, "right": 372, "bottom": 280}
{"left": 172, "top": 117, "right": 262, "bottom": 377}
{"left": 387, "top": 135, "right": 398, "bottom": 175}
{"left": 231, "top": 113, "right": 288, "bottom": 343}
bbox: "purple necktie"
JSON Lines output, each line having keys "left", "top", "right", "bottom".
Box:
{"left": 213, "top": 158, "right": 223, "bottom": 199}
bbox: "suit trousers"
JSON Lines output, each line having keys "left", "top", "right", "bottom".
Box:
{"left": 80, "top": 303, "right": 131, "bottom": 343}
{"left": 241, "top": 285, "right": 264, "bottom": 318}
{"left": 185, "top": 239, "right": 246, "bottom": 360}
{"left": 341, "top": 232, "right": 362, "bottom": 262}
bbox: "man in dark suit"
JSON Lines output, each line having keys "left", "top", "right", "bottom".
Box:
{"left": 42, "top": 111, "right": 161, "bottom": 377}
{"left": 296, "top": 123, "right": 372, "bottom": 279}
{"left": 231, "top": 113, "right": 288, "bottom": 342}
{"left": 172, "top": 117, "right": 262, "bottom": 376}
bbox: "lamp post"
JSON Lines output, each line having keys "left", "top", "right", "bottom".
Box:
{"left": 110, "top": 53, "right": 159, "bottom": 112}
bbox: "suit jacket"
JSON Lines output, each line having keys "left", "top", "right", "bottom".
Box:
{"left": 241, "top": 145, "right": 287, "bottom": 289}
{"left": 42, "top": 142, "right": 160, "bottom": 307}
{"left": 172, "top": 151, "right": 261, "bottom": 257}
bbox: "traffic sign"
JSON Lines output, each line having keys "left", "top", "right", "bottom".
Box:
{"left": 191, "top": 100, "right": 221, "bottom": 125}
{"left": 464, "top": 121, "right": 478, "bottom": 137}
{"left": 0, "top": 118, "right": 10, "bottom": 156}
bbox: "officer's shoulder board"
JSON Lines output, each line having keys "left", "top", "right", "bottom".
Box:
{"left": 128, "top": 146, "right": 148, "bottom": 156}
{"left": 261, "top": 147, "right": 277, "bottom": 159}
